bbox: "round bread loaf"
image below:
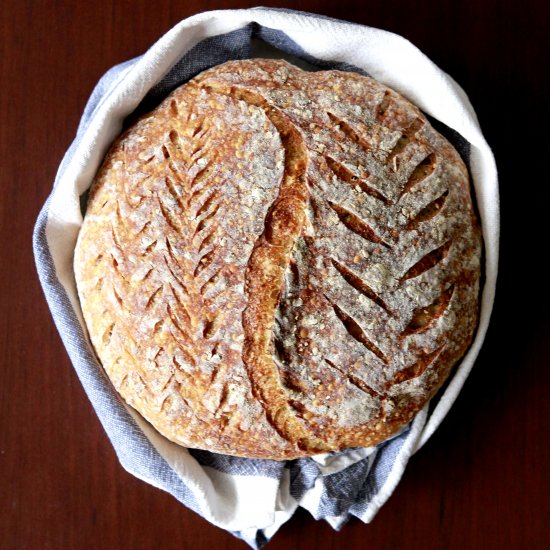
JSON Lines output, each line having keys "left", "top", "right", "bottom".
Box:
{"left": 74, "top": 59, "right": 481, "bottom": 459}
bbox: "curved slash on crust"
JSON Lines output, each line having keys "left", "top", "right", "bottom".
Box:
{"left": 193, "top": 201, "right": 222, "bottom": 236}
{"left": 328, "top": 201, "right": 390, "bottom": 247}
{"left": 387, "top": 118, "right": 425, "bottom": 162}
{"left": 324, "top": 359, "right": 381, "bottom": 398}
{"left": 190, "top": 160, "right": 214, "bottom": 189}
{"left": 195, "top": 189, "right": 221, "bottom": 219}
{"left": 156, "top": 193, "right": 180, "bottom": 231}
{"left": 198, "top": 227, "right": 220, "bottom": 254}
{"left": 142, "top": 240, "right": 157, "bottom": 256}
{"left": 110, "top": 254, "right": 126, "bottom": 280}
{"left": 387, "top": 345, "right": 444, "bottom": 387}
{"left": 102, "top": 323, "right": 115, "bottom": 347}
{"left": 94, "top": 276, "right": 104, "bottom": 292}
{"left": 326, "top": 111, "right": 371, "bottom": 153}
{"left": 110, "top": 225, "right": 123, "bottom": 251}
{"left": 329, "top": 300, "right": 389, "bottom": 364}
{"left": 144, "top": 286, "right": 163, "bottom": 309}
{"left": 164, "top": 239, "right": 190, "bottom": 290}
{"left": 193, "top": 249, "right": 217, "bottom": 278}
{"left": 163, "top": 176, "right": 184, "bottom": 209}
{"left": 331, "top": 258, "right": 392, "bottom": 314}
{"left": 169, "top": 283, "right": 191, "bottom": 325}
{"left": 376, "top": 91, "right": 392, "bottom": 121}
{"left": 324, "top": 155, "right": 389, "bottom": 204}
{"left": 112, "top": 284, "right": 124, "bottom": 308}
{"left": 121, "top": 143, "right": 145, "bottom": 209}
{"left": 406, "top": 190, "right": 448, "bottom": 229}
{"left": 400, "top": 241, "right": 451, "bottom": 283}
{"left": 200, "top": 266, "right": 224, "bottom": 296}
{"left": 173, "top": 350, "right": 196, "bottom": 370}
{"left": 136, "top": 221, "right": 150, "bottom": 237}
{"left": 401, "top": 285, "right": 455, "bottom": 337}
{"left": 166, "top": 303, "right": 192, "bottom": 343}
{"left": 162, "top": 256, "right": 186, "bottom": 292}
{"left": 160, "top": 373, "right": 176, "bottom": 394}
{"left": 399, "top": 153, "right": 437, "bottom": 198}
{"left": 152, "top": 318, "right": 165, "bottom": 337}
{"left": 115, "top": 200, "right": 126, "bottom": 230}
{"left": 203, "top": 314, "right": 222, "bottom": 339}
{"left": 201, "top": 82, "right": 331, "bottom": 453}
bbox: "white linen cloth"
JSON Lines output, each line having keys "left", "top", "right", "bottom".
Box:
{"left": 33, "top": 8, "right": 498, "bottom": 548}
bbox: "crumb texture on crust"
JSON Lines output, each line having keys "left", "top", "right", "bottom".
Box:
{"left": 74, "top": 59, "right": 482, "bottom": 459}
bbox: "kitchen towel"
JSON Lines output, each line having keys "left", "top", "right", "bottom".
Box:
{"left": 33, "top": 8, "right": 498, "bottom": 548}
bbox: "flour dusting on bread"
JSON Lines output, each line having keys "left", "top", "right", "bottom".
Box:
{"left": 74, "top": 59, "right": 481, "bottom": 459}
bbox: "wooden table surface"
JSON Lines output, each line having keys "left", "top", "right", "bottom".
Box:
{"left": 1, "top": 1, "right": 548, "bottom": 549}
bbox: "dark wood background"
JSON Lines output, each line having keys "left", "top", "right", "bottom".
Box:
{"left": 1, "top": 1, "right": 548, "bottom": 548}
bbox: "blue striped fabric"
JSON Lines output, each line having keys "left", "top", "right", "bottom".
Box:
{"left": 33, "top": 9, "right": 484, "bottom": 548}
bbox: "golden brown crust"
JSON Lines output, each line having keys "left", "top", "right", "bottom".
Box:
{"left": 74, "top": 59, "right": 482, "bottom": 459}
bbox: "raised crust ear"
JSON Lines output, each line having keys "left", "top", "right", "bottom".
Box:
{"left": 74, "top": 59, "right": 481, "bottom": 460}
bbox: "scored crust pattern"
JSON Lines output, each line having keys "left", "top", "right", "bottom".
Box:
{"left": 74, "top": 59, "right": 482, "bottom": 459}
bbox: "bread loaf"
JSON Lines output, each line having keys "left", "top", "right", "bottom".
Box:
{"left": 74, "top": 59, "right": 481, "bottom": 459}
